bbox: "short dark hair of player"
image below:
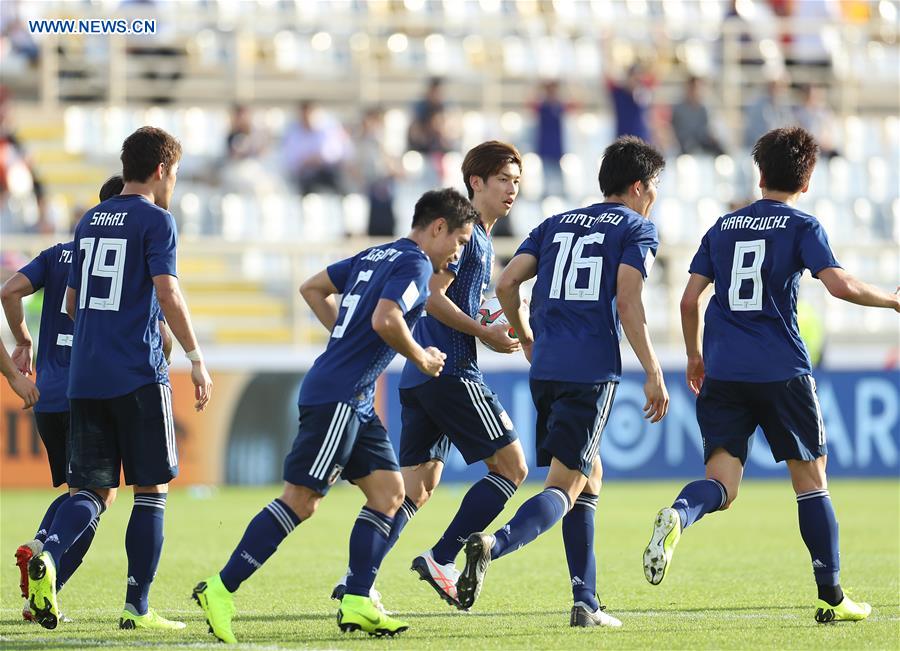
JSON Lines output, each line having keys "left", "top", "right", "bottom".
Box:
{"left": 598, "top": 135, "right": 666, "bottom": 197}
{"left": 752, "top": 127, "right": 819, "bottom": 193}
{"left": 461, "top": 140, "right": 523, "bottom": 199}
{"left": 99, "top": 175, "right": 124, "bottom": 201}
{"left": 411, "top": 188, "right": 479, "bottom": 232}
{"left": 120, "top": 126, "right": 183, "bottom": 183}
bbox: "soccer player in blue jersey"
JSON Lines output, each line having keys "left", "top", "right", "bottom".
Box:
{"left": 330, "top": 141, "right": 528, "bottom": 610}
{"left": 191, "top": 188, "right": 478, "bottom": 643}
{"left": 3, "top": 174, "right": 173, "bottom": 623}
{"left": 642, "top": 127, "right": 899, "bottom": 623}
{"left": 26, "top": 127, "right": 213, "bottom": 632}
{"left": 457, "top": 136, "right": 670, "bottom": 625}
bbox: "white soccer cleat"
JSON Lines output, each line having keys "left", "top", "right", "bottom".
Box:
{"left": 330, "top": 572, "right": 388, "bottom": 614}
{"left": 570, "top": 601, "right": 622, "bottom": 628}
{"left": 410, "top": 549, "right": 462, "bottom": 608}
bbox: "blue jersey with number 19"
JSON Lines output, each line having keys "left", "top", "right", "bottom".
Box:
{"left": 67, "top": 194, "right": 176, "bottom": 399}
{"left": 299, "top": 238, "right": 432, "bottom": 421}
{"left": 517, "top": 202, "right": 658, "bottom": 383}
{"left": 689, "top": 198, "right": 840, "bottom": 383}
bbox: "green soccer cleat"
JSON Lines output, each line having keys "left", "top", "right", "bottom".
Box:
{"left": 119, "top": 607, "right": 186, "bottom": 630}
{"left": 27, "top": 551, "right": 59, "bottom": 630}
{"left": 192, "top": 575, "right": 237, "bottom": 644}
{"left": 643, "top": 507, "right": 682, "bottom": 585}
{"left": 815, "top": 595, "right": 872, "bottom": 623}
{"left": 337, "top": 594, "right": 409, "bottom": 637}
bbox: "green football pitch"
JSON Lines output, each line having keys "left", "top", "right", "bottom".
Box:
{"left": 1, "top": 480, "right": 897, "bottom": 650}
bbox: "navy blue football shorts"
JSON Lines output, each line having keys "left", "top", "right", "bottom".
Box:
{"left": 68, "top": 383, "right": 177, "bottom": 488}
{"left": 398, "top": 375, "right": 518, "bottom": 467}
{"left": 284, "top": 402, "right": 399, "bottom": 495}
{"left": 34, "top": 410, "right": 70, "bottom": 488}
{"left": 530, "top": 379, "right": 617, "bottom": 477}
{"left": 696, "top": 374, "right": 827, "bottom": 465}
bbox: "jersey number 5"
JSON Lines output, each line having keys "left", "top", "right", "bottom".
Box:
{"left": 332, "top": 270, "right": 374, "bottom": 339}
{"left": 729, "top": 239, "right": 765, "bottom": 311}
{"left": 549, "top": 232, "right": 605, "bottom": 301}
{"left": 78, "top": 237, "right": 127, "bottom": 312}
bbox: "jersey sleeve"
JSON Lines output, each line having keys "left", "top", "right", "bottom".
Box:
{"left": 68, "top": 231, "right": 83, "bottom": 291}
{"left": 515, "top": 219, "right": 546, "bottom": 259}
{"left": 620, "top": 219, "right": 659, "bottom": 278}
{"left": 146, "top": 211, "right": 178, "bottom": 277}
{"left": 326, "top": 256, "right": 355, "bottom": 293}
{"left": 381, "top": 255, "right": 431, "bottom": 314}
{"left": 799, "top": 219, "right": 841, "bottom": 277}
{"left": 18, "top": 246, "right": 53, "bottom": 291}
{"left": 688, "top": 229, "right": 715, "bottom": 280}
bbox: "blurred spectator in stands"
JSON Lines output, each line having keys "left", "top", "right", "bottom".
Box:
{"left": 533, "top": 80, "right": 569, "bottom": 198}
{"left": 282, "top": 101, "right": 352, "bottom": 196}
{"left": 607, "top": 64, "right": 654, "bottom": 143}
{"left": 356, "top": 107, "right": 401, "bottom": 237}
{"left": 407, "top": 78, "right": 452, "bottom": 184}
{"left": 775, "top": 0, "right": 837, "bottom": 69}
{"left": 0, "top": 17, "right": 39, "bottom": 67}
{"left": 794, "top": 84, "right": 840, "bottom": 159}
{"left": 743, "top": 76, "right": 794, "bottom": 148}
{"left": 671, "top": 76, "right": 726, "bottom": 156}
{"left": 226, "top": 104, "right": 267, "bottom": 161}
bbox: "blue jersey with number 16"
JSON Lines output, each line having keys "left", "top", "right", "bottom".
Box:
{"left": 690, "top": 198, "right": 840, "bottom": 383}
{"left": 67, "top": 194, "right": 176, "bottom": 399}
{"left": 299, "top": 238, "right": 432, "bottom": 421}
{"left": 517, "top": 202, "right": 659, "bottom": 384}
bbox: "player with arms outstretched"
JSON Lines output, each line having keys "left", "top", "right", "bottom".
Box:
{"left": 27, "top": 128, "right": 212, "bottom": 632}
{"left": 457, "top": 136, "right": 670, "bottom": 625}
{"left": 643, "top": 126, "right": 899, "bottom": 623}
{"left": 192, "top": 188, "right": 477, "bottom": 643}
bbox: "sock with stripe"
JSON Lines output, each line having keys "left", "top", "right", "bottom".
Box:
{"left": 34, "top": 493, "right": 70, "bottom": 543}
{"left": 124, "top": 493, "right": 168, "bottom": 615}
{"left": 42, "top": 490, "right": 105, "bottom": 568}
{"left": 562, "top": 493, "right": 599, "bottom": 610}
{"left": 346, "top": 507, "right": 394, "bottom": 597}
{"left": 431, "top": 472, "right": 518, "bottom": 566}
{"left": 490, "top": 487, "right": 571, "bottom": 560}
{"left": 219, "top": 499, "right": 301, "bottom": 593}
{"left": 56, "top": 516, "right": 100, "bottom": 592}
{"left": 384, "top": 496, "right": 418, "bottom": 554}
{"left": 671, "top": 479, "right": 727, "bottom": 531}
{"left": 797, "top": 489, "right": 843, "bottom": 606}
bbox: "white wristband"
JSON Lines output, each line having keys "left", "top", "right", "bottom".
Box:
{"left": 185, "top": 349, "right": 203, "bottom": 362}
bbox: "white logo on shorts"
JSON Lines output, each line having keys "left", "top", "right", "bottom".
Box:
{"left": 498, "top": 410, "right": 513, "bottom": 431}
{"left": 328, "top": 464, "right": 344, "bottom": 486}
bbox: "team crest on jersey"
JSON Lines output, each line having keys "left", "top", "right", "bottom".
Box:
{"left": 328, "top": 464, "right": 344, "bottom": 486}
{"left": 499, "top": 410, "right": 513, "bottom": 431}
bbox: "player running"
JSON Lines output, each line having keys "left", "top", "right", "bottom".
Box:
{"left": 191, "top": 188, "right": 477, "bottom": 644}
{"left": 642, "top": 126, "right": 899, "bottom": 623}
{"left": 26, "top": 127, "right": 213, "bottom": 632}
{"left": 457, "top": 136, "right": 670, "bottom": 626}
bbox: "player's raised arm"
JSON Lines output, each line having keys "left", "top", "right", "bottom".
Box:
{"left": 817, "top": 268, "right": 900, "bottom": 312}
{"left": 0, "top": 272, "right": 37, "bottom": 375}
{"left": 1, "top": 341, "right": 39, "bottom": 409}
{"left": 153, "top": 274, "right": 212, "bottom": 411}
{"left": 680, "top": 273, "right": 713, "bottom": 395}
{"left": 372, "top": 298, "right": 445, "bottom": 377}
{"left": 496, "top": 253, "right": 537, "bottom": 359}
{"left": 617, "top": 264, "right": 668, "bottom": 422}
{"left": 299, "top": 268, "right": 341, "bottom": 331}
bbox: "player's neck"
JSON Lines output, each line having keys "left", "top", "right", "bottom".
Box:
{"left": 471, "top": 197, "right": 499, "bottom": 233}
{"left": 405, "top": 230, "right": 428, "bottom": 251}
{"left": 760, "top": 189, "right": 801, "bottom": 205}
{"left": 604, "top": 194, "right": 642, "bottom": 215}
{"left": 120, "top": 182, "right": 156, "bottom": 204}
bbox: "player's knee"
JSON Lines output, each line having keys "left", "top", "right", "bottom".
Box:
{"left": 486, "top": 451, "right": 528, "bottom": 485}
{"left": 279, "top": 487, "right": 321, "bottom": 521}
{"left": 368, "top": 487, "right": 405, "bottom": 517}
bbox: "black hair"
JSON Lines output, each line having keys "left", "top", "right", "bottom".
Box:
{"left": 120, "top": 126, "right": 182, "bottom": 183}
{"left": 99, "top": 175, "right": 124, "bottom": 201}
{"left": 752, "top": 127, "right": 819, "bottom": 193}
{"left": 598, "top": 135, "right": 666, "bottom": 197}
{"left": 411, "top": 188, "right": 479, "bottom": 232}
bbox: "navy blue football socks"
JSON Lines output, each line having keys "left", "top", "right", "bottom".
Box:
{"left": 797, "top": 489, "right": 843, "bottom": 605}
{"left": 34, "top": 493, "right": 69, "bottom": 543}
{"left": 491, "top": 487, "right": 571, "bottom": 560}
{"left": 672, "top": 479, "right": 728, "bottom": 530}
{"left": 431, "top": 472, "right": 518, "bottom": 565}
{"left": 563, "top": 493, "right": 599, "bottom": 610}
{"left": 346, "top": 506, "right": 394, "bottom": 597}
{"left": 219, "top": 499, "right": 301, "bottom": 593}
{"left": 384, "top": 496, "right": 418, "bottom": 554}
{"left": 42, "top": 489, "right": 105, "bottom": 568}
{"left": 124, "top": 493, "right": 168, "bottom": 615}
{"left": 56, "top": 516, "right": 99, "bottom": 592}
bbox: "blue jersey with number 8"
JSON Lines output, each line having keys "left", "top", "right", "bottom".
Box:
{"left": 689, "top": 199, "right": 840, "bottom": 382}
{"left": 516, "top": 203, "right": 658, "bottom": 384}
{"left": 67, "top": 195, "right": 176, "bottom": 399}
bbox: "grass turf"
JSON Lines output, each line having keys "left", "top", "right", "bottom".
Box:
{"left": 1, "top": 480, "right": 897, "bottom": 649}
